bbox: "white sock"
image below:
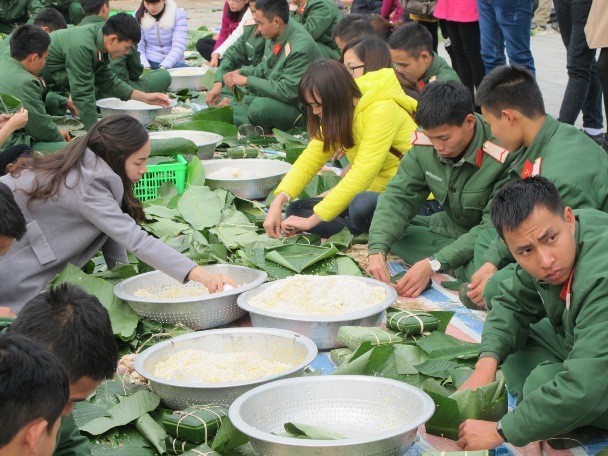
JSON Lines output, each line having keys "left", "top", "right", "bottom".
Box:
{"left": 582, "top": 127, "right": 603, "bottom": 136}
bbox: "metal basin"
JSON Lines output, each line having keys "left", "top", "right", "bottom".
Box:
{"left": 134, "top": 328, "right": 318, "bottom": 409}
{"left": 96, "top": 98, "right": 176, "bottom": 126}
{"left": 168, "top": 66, "right": 211, "bottom": 91}
{"left": 201, "top": 159, "right": 292, "bottom": 200}
{"left": 237, "top": 277, "right": 397, "bottom": 349}
{"left": 114, "top": 264, "right": 267, "bottom": 330}
{"left": 229, "top": 376, "right": 435, "bottom": 456}
{"left": 149, "top": 130, "right": 223, "bottom": 159}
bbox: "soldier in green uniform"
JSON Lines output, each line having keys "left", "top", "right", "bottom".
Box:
{"left": 367, "top": 81, "right": 516, "bottom": 297}
{"left": 41, "top": 13, "right": 170, "bottom": 129}
{"left": 2, "top": 283, "right": 119, "bottom": 456}
{"left": 0, "top": 26, "right": 69, "bottom": 154}
{"left": 219, "top": 0, "right": 319, "bottom": 129}
{"left": 79, "top": 0, "right": 171, "bottom": 95}
{"left": 42, "top": 0, "right": 84, "bottom": 25}
{"left": 457, "top": 177, "right": 608, "bottom": 449}
{"left": 388, "top": 21, "right": 459, "bottom": 89}
{"left": 0, "top": 0, "right": 44, "bottom": 35}
{"left": 289, "top": 0, "right": 341, "bottom": 59}
{"left": 463, "top": 66, "right": 608, "bottom": 309}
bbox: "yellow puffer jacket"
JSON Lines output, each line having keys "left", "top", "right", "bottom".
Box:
{"left": 275, "top": 68, "right": 418, "bottom": 221}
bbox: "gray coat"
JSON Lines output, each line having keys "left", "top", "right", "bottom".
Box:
{"left": 0, "top": 149, "right": 197, "bottom": 312}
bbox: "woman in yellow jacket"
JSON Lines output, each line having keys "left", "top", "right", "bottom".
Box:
{"left": 263, "top": 58, "right": 418, "bottom": 238}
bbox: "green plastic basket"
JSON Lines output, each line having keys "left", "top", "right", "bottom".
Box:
{"left": 134, "top": 155, "right": 187, "bottom": 201}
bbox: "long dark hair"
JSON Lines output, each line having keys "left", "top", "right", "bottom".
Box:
{"left": 341, "top": 36, "right": 420, "bottom": 99}
{"left": 135, "top": 0, "right": 164, "bottom": 22}
{"left": 298, "top": 59, "right": 361, "bottom": 153}
{"left": 8, "top": 115, "right": 149, "bottom": 223}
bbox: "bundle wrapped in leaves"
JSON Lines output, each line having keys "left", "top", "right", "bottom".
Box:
{"left": 386, "top": 309, "right": 439, "bottom": 335}
{"left": 330, "top": 347, "right": 354, "bottom": 366}
{"left": 163, "top": 405, "right": 228, "bottom": 444}
{"left": 423, "top": 452, "right": 489, "bottom": 456}
{"left": 182, "top": 443, "right": 220, "bottom": 455}
{"left": 165, "top": 436, "right": 197, "bottom": 454}
{"left": 337, "top": 326, "right": 403, "bottom": 350}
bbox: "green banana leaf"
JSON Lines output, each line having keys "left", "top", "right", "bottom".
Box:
{"left": 155, "top": 111, "right": 195, "bottom": 127}
{"left": 187, "top": 156, "right": 206, "bottom": 186}
{"left": 285, "top": 145, "right": 307, "bottom": 164}
{"left": 192, "top": 106, "right": 233, "bottom": 124}
{"left": 330, "top": 347, "right": 354, "bottom": 365}
{"left": 337, "top": 326, "right": 403, "bottom": 350}
{"left": 146, "top": 156, "right": 176, "bottom": 166}
{"left": 186, "top": 27, "right": 213, "bottom": 51}
{"left": 233, "top": 86, "right": 245, "bottom": 103}
{"left": 144, "top": 204, "right": 181, "bottom": 221}
{"left": 70, "top": 129, "right": 88, "bottom": 138}
{"left": 210, "top": 206, "right": 261, "bottom": 249}
{"left": 54, "top": 118, "right": 84, "bottom": 131}
{"left": 200, "top": 68, "right": 217, "bottom": 91}
{"left": 0, "top": 93, "right": 22, "bottom": 114}
{"left": 165, "top": 437, "right": 197, "bottom": 454}
{"left": 174, "top": 120, "right": 238, "bottom": 138}
{"left": 322, "top": 229, "right": 354, "bottom": 250}
{"left": 150, "top": 137, "right": 198, "bottom": 156}
{"left": 177, "top": 185, "right": 222, "bottom": 229}
{"left": 264, "top": 243, "right": 339, "bottom": 273}
{"left": 299, "top": 171, "right": 340, "bottom": 199}
{"left": 211, "top": 418, "right": 249, "bottom": 452}
{"left": 272, "top": 128, "right": 308, "bottom": 146}
{"left": 72, "top": 402, "right": 111, "bottom": 427}
{"left": 415, "top": 332, "right": 480, "bottom": 360}
{"left": 283, "top": 422, "right": 345, "bottom": 440}
{"left": 135, "top": 413, "right": 167, "bottom": 455}
{"left": 385, "top": 309, "right": 439, "bottom": 335}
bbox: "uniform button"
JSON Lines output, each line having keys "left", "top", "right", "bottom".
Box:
{"left": 450, "top": 187, "right": 457, "bottom": 193}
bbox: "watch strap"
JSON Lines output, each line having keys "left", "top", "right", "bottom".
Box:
{"left": 496, "top": 420, "right": 507, "bottom": 442}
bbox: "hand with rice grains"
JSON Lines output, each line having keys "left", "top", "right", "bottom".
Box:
{"left": 393, "top": 259, "right": 433, "bottom": 297}
{"left": 280, "top": 214, "right": 320, "bottom": 236}
{"left": 131, "top": 90, "right": 171, "bottom": 108}
{"left": 367, "top": 253, "right": 391, "bottom": 284}
{"left": 457, "top": 419, "right": 504, "bottom": 450}
{"left": 187, "top": 266, "right": 237, "bottom": 293}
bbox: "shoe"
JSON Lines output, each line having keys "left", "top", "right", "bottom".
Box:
{"left": 458, "top": 282, "right": 484, "bottom": 310}
{"left": 583, "top": 130, "right": 608, "bottom": 152}
{"left": 550, "top": 22, "right": 560, "bottom": 32}
{"left": 530, "top": 25, "right": 547, "bottom": 35}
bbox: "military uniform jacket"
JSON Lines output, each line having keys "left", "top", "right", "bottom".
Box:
{"left": 240, "top": 21, "right": 319, "bottom": 105}
{"left": 0, "top": 58, "right": 65, "bottom": 147}
{"left": 79, "top": 16, "right": 145, "bottom": 83}
{"left": 368, "top": 114, "right": 517, "bottom": 270}
{"left": 0, "top": 0, "right": 44, "bottom": 34}
{"left": 214, "top": 21, "right": 265, "bottom": 83}
{"left": 290, "top": 0, "right": 341, "bottom": 59}
{"left": 481, "top": 210, "right": 608, "bottom": 446}
{"left": 483, "top": 115, "right": 608, "bottom": 268}
{"left": 41, "top": 26, "right": 134, "bottom": 129}
{"left": 420, "top": 52, "right": 460, "bottom": 85}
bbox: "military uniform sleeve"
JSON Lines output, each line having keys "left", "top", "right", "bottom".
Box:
{"left": 125, "top": 46, "right": 144, "bottom": 81}
{"left": 300, "top": 3, "right": 339, "bottom": 40}
{"left": 54, "top": 413, "right": 92, "bottom": 456}
{"left": 313, "top": 100, "right": 407, "bottom": 221}
{"left": 247, "top": 48, "right": 313, "bottom": 104}
{"left": 274, "top": 138, "right": 330, "bottom": 199}
{"left": 215, "top": 34, "right": 250, "bottom": 83}
{"left": 26, "top": 0, "right": 45, "bottom": 23}
{"left": 240, "top": 53, "right": 267, "bottom": 78}
{"left": 367, "top": 149, "right": 430, "bottom": 254}
{"left": 20, "top": 78, "right": 65, "bottom": 143}
{"left": 500, "top": 275, "right": 608, "bottom": 446}
{"left": 44, "top": 91, "right": 68, "bottom": 116}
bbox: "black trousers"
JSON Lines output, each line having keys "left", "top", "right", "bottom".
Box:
{"left": 444, "top": 21, "right": 485, "bottom": 94}
{"left": 196, "top": 38, "right": 217, "bottom": 61}
{"left": 596, "top": 48, "right": 608, "bottom": 126}
{"left": 0, "top": 144, "right": 30, "bottom": 176}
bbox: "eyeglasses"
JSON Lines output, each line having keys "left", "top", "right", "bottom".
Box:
{"left": 227, "top": 0, "right": 246, "bottom": 4}
{"left": 347, "top": 64, "right": 365, "bottom": 75}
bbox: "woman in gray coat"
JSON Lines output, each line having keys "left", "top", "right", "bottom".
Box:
{"left": 0, "top": 115, "right": 236, "bottom": 313}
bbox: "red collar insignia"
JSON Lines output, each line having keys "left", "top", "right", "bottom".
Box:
{"left": 417, "top": 80, "right": 426, "bottom": 90}
{"left": 272, "top": 43, "right": 282, "bottom": 56}
{"left": 297, "top": 3, "right": 306, "bottom": 14}
{"left": 475, "top": 147, "right": 483, "bottom": 168}
{"left": 559, "top": 268, "right": 575, "bottom": 309}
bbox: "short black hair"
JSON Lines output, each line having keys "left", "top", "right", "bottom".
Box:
{"left": 102, "top": 12, "right": 141, "bottom": 44}
{"left": 9, "top": 283, "right": 119, "bottom": 382}
{"left": 0, "top": 333, "right": 69, "bottom": 448}
{"left": 332, "top": 14, "right": 374, "bottom": 43}
{"left": 0, "top": 182, "right": 26, "bottom": 241}
{"left": 33, "top": 8, "right": 68, "bottom": 32}
{"left": 82, "top": 0, "right": 109, "bottom": 15}
{"left": 255, "top": 0, "right": 290, "bottom": 24}
{"left": 415, "top": 80, "right": 475, "bottom": 129}
{"left": 490, "top": 176, "right": 565, "bottom": 240}
{"left": 388, "top": 22, "right": 433, "bottom": 57}
{"left": 9, "top": 24, "right": 51, "bottom": 61}
{"left": 476, "top": 65, "right": 545, "bottom": 119}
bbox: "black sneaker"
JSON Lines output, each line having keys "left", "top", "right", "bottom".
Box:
{"left": 583, "top": 130, "right": 608, "bottom": 152}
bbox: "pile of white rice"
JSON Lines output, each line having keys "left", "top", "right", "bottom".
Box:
{"left": 153, "top": 349, "right": 293, "bottom": 383}
{"left": 134, "top": 282, "right": 210, "bottom": 299}
{"left": 248, "top": 275, "right": 387, "bottom": 316}
{"left": 207, "top": 167, "right": 259, "bottom": 179}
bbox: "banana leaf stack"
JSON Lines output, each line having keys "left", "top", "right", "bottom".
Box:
{"left": 165, "top": 437, "right": 197, "bottom": 454}
{"left": 182, "top": 443, "right": 220, "bottom": 455}
{"left": 330, "top": 347, "right": 354, "bottom": 366}
{"left": 386, "top": 309, "right": 439, "bottom": 335}
{"left": 163, "top": 405, "right": 228, "bottom": 445}
{"left": 337, "top": 326, "right": 403, "bottom": 350}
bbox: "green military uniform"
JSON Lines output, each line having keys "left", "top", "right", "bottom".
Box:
{"left": 232, "top": 21, "right": 319, "bottom": 130}
{"left": 78, "top": 16, "right": 171, "bottom": 95}
{"left": 0, "top": 0, "right": 44, "bottom": 34}
{"left": 0, "top": 318, "right": 91, "bottom": 455}
{"left": 481, "top": 209, "right": 608, "bottom": 446}
{"left": 367, "top": 114, "right": 517, "bottom": 281}
{"left": 290, "top": 0, "right": 341, "bottom": 59}
{"left": 420, "top": 52, "right": 460, "bottom": 86}
{"left": 480, "top": 115, "right": 608, "bottom": 302}
{"left": 41, "top": 26, "right": 135, "bottom": 129}
{"left": 214, "top": 19, "right": 266, "bottom": 84}
{"left": 0, "top": 58, "right": 66, "bottom": 153}
{"left": 42, "top": 0, "right": 84, "bottom": 25}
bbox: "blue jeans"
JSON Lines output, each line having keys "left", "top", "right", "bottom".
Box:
{"left": 148, "top": 61, "right": 189, "bottom": 70}
{"left": 553, "top": 0, "right": 603, "bottom": 129}
{"left": 286, "top": 192, "right": 443, "bottom": 238}
{"left": 477, "top": 0, "right": 536, "bottom": 74}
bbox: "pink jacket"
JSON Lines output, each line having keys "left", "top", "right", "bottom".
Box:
{"left": 433, "top": 0, "right": 478, "bottom": 22}
{"left": 214, "top": 2, "right": 247, "bottom": 50}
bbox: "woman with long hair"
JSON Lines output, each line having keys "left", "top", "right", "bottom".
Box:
{"left": 135, "top": 0, "right": 188, "bottom": 69}
{"left": 263, "top": 59, "right": 417, "bottom": 239}
{"left": 0, "top": 115, "right": 235, "bottom": 313}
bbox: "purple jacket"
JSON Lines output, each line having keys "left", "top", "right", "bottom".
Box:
{"left": 138, "top": 0, "right": 188, "bottom": 68}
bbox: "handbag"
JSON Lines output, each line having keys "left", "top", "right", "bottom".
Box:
{"left": 402, "top": 0, "right": 437, "bottom": 18}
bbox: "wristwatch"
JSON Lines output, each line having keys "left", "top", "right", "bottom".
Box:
{"left": 496, "top": 420, "right": 508, "bottom": 442}
{"left": 428, "top": 255, "right": 442, "bottom": 273}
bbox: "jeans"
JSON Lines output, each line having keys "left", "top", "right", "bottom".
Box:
{"left": 148, "top": 61, "right": 189, "bottom": 70}
{"left": 444, "top": 21, "right": 486, "bottom": 93}
{"left": 477, "top": 0, "right": 536, "bottom": 74}
{"left": 285, "top": 193, "right": 444, "bottom": 238}
{"left": 554, "top": 0, "right": 603, "bottom": 129}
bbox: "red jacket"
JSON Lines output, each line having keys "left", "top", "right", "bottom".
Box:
{"left": 214, "top": 2, "right": 247, "bottom": 50}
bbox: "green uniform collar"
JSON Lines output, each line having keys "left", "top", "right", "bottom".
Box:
{"left": 79, "top": 15, "right": 105, "bottom": 25}
{"left": 509, "top": 114, "right": 560, "bottom": 174}
{"left": 437, "top": 113, "right": 489, "bottom": 168}
{"left": 272, "top": 21, "right": 295, "bottom": 49}
{"left": 95, "top": 27, "right": 106, "bottom": 55}
{"left": 421, "top": 52, "right": 441, "bottom": 83}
